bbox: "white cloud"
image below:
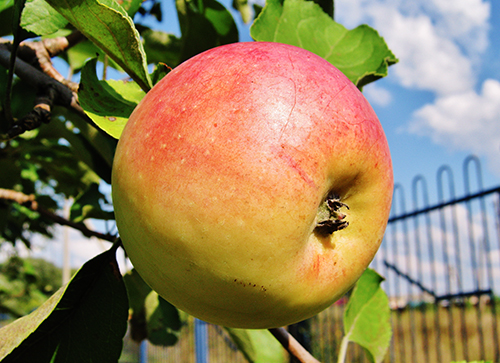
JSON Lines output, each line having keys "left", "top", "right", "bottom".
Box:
{"left": 379, "top": 9, "right": 475, "bottom": 95}
{"left": 425, "top": 0, "right": 490, "bottom": 55}
{"left": 337, "top": 0, "right": 490, "bottom": 58}
{"left": 337, "top": 0, "right": 497, "bottom": 173}
{"left": 363, "top": 82, "right": 392, "bottom": 106}
{"left": 410, "top": 79, "right": 500, "bottom": 173}
{"left": 337, "top": 0, "right": 484, "bottom": 96}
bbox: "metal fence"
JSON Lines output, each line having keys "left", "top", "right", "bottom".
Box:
{"left": 310, "top": 155, "right": 500, "bottom": 362}
{"left": 121, "top": 155, "right": 500, "bottom": 363}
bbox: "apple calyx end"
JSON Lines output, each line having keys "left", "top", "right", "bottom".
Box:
{"left": 314, "top": 193, "right": 349, "bottom": 236}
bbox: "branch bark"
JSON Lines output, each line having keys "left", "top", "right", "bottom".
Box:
{"left": 0, "top": 41, "right": 96, "bottom": 140}
{"left": 22, "top": 32, "right": 85, "bottom": 92}
{"left": 0, "top": 188, "right": 116, "bottom": 243}
{"left": 0, "top": 44, "right": 74, "bottom": 105}
{"left": 269, "top": 327, "right": 321, "bottom": 363}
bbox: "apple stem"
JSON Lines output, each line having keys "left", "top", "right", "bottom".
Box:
{"left": 314, "top": 193, "right": 349, "bottom": 236}
{"left": 268, "top": 327, "right": 321, "bottom": 363}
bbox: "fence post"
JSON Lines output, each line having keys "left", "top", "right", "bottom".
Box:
{"left": 139, "top": 339, "right": 148, "bottom": 363}
{"left": 195, "top": 318, "right": 209, "bottom": 363}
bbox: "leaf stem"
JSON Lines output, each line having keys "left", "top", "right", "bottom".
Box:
{"left": 269, "top": 327, "right": 321, "bottom": 363}
{"left": 337, "top": 335, "right": 349, "bottom": 363}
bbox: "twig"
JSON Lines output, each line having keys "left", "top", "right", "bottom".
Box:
{"left": 23, "top": 32, "right": 84, "bottom": 92}
{"left": 5, "top": 86, "right": 57, "bottom": 139}
{"left": 0, "top": 43, "right": 97, "bottom": 140}
{"left": 0, "top": 45, "right": 73, "bottom": 105}
{"left": 0, "top": 188, "right": 116, "bottom": 243}
{"left": 269, "top": 327, "right": 321, "bottom": 363}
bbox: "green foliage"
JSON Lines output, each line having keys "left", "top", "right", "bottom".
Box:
{"left": 0, "top": 117, "right": 103, "bottom": 246}
{"left": 44, "top": 0, "right": 152, "bottom": 91}
{"left": 145, "top": 291, "right": 182, "bottom": 346}
{"left": 0, "top": 244, "right": 128, "bottom": 363}
{"left": 0, "top": 256, "right": 62, "bottom": 318}
{"left": 124, "top": 268, "right": 183, "bottom": 346}
{"left": 225, "top": 328, "right": 287, "bottom": 362}
{"left": 20, "top": 0, "right": 68, "bottom": 36}
{"left": 0, "top": 0, "right": 398, "bottom": 360}
{"left": 176, "top": 0, "right": 239, "bottom": 62}
{"left": 251, "top": 0, "right": 397, "bottom": 88}
{"left": 142, "top": 29, "right": 182, "bottom": 66}
{"left": 339, "top": 269, "right": 392, "bottom": 363}
{"left": 79, "top": 58, "right": 145, "bottom": 139}
{"left": 70, "top": 182, "right": 114, "bottom": 222}
{"left": 0, "top": 3, "right": 15, "bottom": 37}
{"left": 232, "top": 0, "right": 253, "bottom": 23}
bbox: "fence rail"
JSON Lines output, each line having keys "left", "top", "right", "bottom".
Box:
{"left": 311, "top": 155, "right": 500, "bottom": 363}
{"left": 120, "top": 155, "right": 500, "bottom": 363}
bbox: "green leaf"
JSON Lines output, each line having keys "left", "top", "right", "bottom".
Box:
{"left": 124, "top": 269, "right": 152, "bottom": 317}
{"left": 150, "top": 63, "right": 172, "bottom": 85}
{"left": 55, "top": 106, "right": 118, "bottom": 169}
{"left": 0, "top": 4, "right": 15, "bottom": 37}
{"left": 176, "top": 0, "right": 239, "bottom": 62}
{"left": 20, "top": 0, "right": 68, "bottom": 36}
{"left": 70, "top": 182, "right": 114, "bottom": 222}
{"left": 63, "top": 39, "right": 122, "bottom": 73}
{"left": 145, "top": 291, "right": 182, "bottom": 347}
{"left": 0, "top": 243, "right": 128, "bottom": 363}
{"left": 232, "top": 0, "right": 252, "bottom": 23}
{"left": 45, "top": 0, "right": 152, "bottom": 91}
{"left": 65, "top": 40, "right": 101, "bottom": 72}
{"left": 142, "top": 29, "right": 182, "bottom": 66}
{"left": 225, "top": 328, "right": 287, "bottom": 363}
{"left": 251, "top": 0, "right": 397, "bottom": 88}
{"left": 120, "top": 0, "right": 143, "bottom": 16}
{"left": 19, "top": 142, "right": 93, "bottom": 197}
{"left": 79, "top": 58, "right": 145, "bottom": 139}
{"left": 36, "top": 115, "right": 112, "bottom": 183}
{"left": 12, "top": 0, "right": 31, "bottom": 42}
{"left": 0, "top": 157, "right": 21, "bottom": 189}
{"left": 340, "top": 269, "right": 391, "bottom": 363}
{"left": 0, "top": 0, "right": 13, "bottom": 13}
{"left": 123, "top": 269, "right": 151, "bottom": 342}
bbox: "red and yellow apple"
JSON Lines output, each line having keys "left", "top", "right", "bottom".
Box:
{"left": 111, "top": 42, "right": 393, "bottom": 329}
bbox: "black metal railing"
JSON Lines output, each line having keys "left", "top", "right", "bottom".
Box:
{"left": 309, "top": 155, "right": 500, "bottom": 363}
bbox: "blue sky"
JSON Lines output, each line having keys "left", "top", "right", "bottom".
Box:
{"left": 333, "top": 0, "right": 500, "bottom": 196}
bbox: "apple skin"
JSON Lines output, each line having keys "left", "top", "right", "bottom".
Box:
{"left": 112, "top": 42, "right": 393, "bottom": 329}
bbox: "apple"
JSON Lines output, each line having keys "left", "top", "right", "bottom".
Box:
{"left": 112, "top": 42, "right": 393, "bottom": 329}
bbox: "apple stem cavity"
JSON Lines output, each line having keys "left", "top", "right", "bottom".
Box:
{"left": 314, "top": 193, "right": 349, "bottom": 236}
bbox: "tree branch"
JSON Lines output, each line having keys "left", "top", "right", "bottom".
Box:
{"left": 0, "top": 44, "right": 73, "bottom": 105}
{"left": 0, "top": 188, "right": 116, "bottom": 243}
{"left": 269, "top": 327, "right": 321, "bottom": 363}
{"left": 0, "top": 42, "right": 96, "bottom": 140}
{"left": 22, "top": 32, "right": 85, "bottom": 92}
